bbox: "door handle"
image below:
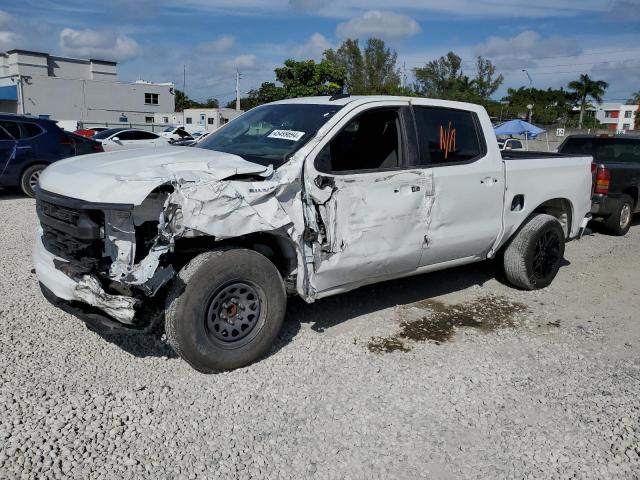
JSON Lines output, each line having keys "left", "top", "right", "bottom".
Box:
{"left": 480, "top": 177, "right": 499, "bottom": 185}
{"left": 394, "top": 185, "right": 421, "bottom": 193}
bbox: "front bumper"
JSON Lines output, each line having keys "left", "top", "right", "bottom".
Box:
{"left": 33, "top": 232, "right": 150, "bottom": 333}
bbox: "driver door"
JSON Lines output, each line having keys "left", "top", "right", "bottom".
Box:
{"left": 302, "top": 101, "right": 433, "bottom": 296}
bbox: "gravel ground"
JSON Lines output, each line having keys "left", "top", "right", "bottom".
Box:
{"left": 1, "top": 189, "right": 639, "bottom": 480}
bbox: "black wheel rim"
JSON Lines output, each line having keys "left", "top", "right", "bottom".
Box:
{"left": 205, "top": 282, "right": 262, "bottom": 344}
{"left": 532, "top": 230, "right": 561, "bottom": 279}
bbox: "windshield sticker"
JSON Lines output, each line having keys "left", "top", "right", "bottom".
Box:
{"left": 439, "top": 122, "right": 456, "bottom": 160}
{"left": 268, "top": 130, "right": 305, "bottom": 142}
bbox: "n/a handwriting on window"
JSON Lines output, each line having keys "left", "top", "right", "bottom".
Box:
{"left": 439, "top": 122, "right": 456, "bottom": 160}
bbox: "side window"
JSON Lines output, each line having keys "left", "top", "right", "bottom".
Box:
{"left": 414, "top": 107, "right": 484, "bottom": 165}
{"left": 116, "top": 130, "right": 138, "bottom": 140}
{"left": 0, "top": 121, "right": 21, "bottom": 140}
{"left": 510, "top": 140, "right": 523, "bottom": 149}
{"left": 19, "top": 122, "right": 43, "bottom": 139}
{"left": 316, "top": 108, "right": 402, "bottom": 173}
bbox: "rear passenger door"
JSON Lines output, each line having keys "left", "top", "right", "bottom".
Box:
{"left": 412, "top": 105, "right": 503, "bottom": 266}
{"left": 303, "top": 101, "right": 433, "bottom": 294}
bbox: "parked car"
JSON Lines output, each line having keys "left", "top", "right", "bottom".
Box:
{"left": 92, "top": 128, "right": 170, "bottom": 151}
{"left": 74, "top": 127, "right": 108, "bottom": 138}
{"left": 34, "top": 96, "right": 592, "bottom": 372}
{"left": 558, "top": 134, "right": 640, "bottom": 235}
{"left": 497, "top": 138, "right": 526, "bottom": 151}
{"left": 66, "top": 132, "right": 105, "bottom": 156}
{"left": 160, "top": 126, "right": 193, "bottom": 141}
{"left": 0, "top": 114, "right": 101, "bottom": 197}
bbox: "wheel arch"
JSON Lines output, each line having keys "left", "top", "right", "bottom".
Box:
{"left": 172, "top": 230, "right": 299, "bottom": 287}
{"left": 622, "top": 186, "right": 638, "bottom": 210}
{"left": 530, "top": 197, "right": 573, "bottom": 238}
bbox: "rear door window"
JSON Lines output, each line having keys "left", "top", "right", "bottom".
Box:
{"left": 19, "top": 122, "right": 43, "bottom": 139}
{"left": 413, "top": 107, "right": 485, "bottom": 166}
{"left": 0, "top": 121, "right": 21, "bottom": 140}
{"left": 0, "top": 126, "right": 14, "bottom": 141}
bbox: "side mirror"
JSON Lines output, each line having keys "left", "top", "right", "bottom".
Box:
{"left": 505, "top": 145, "right": 512, "bottom": 150}
{"left": 112, "top": 136, "right": 120, "bottom": 142}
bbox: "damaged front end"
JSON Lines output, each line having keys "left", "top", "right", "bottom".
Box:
{"left": 35, "top": 187, "right": 177, "bottom": 332}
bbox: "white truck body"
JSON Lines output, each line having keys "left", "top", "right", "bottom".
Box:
{"left": 33, "top": 96, "right": 592, "bottom": 360}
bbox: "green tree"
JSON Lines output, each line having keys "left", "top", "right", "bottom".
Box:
{"left": 413, "top": 52, "right": 503, "bottom": 103}
{"left": 501, "top": 87, "right": 575, "bottom": 125}
{"left": 413, "top": 51, "right": 464, "bottom": 99}
{"left": 567, "top": 74, "right": 609, "bottom": 129}
{"left": 323, "top": 38, "right": 403, "bottom": 95}
{"left": 324, "top": 39, "right": 366, "bottom": 94}
{"left": 474, "top": 57, "right": 504, "bottom": 99}
{"left": 275, "top": 59, "right": 345, "bottom": 98}
{"left": 174, "top": 89, "right": 192, "bottom": 112}
{"left": 201, "top": 98, "right": 219, "bottom": 108}
{"left": 626, "top": 90, "right": 640, "bottom": 105}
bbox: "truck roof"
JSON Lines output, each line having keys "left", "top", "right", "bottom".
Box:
{"left": 269, "top": 95, "right": 485, "bottom": 112}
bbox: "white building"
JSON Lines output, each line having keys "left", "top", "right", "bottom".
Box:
{"left": 593, "top": 103, "right": 637, "bottom": 132}
{"left": 0, "top": 49, "right": 175, "bottom": 125}
{"left": 154, "top": 107, "right": 243, "bottom": 133}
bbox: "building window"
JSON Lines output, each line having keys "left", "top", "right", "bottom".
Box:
{"left": 145, "top": 116, "right": 154, "bottom": 123}
{"left": 623, "top": 124, "right": 631, "bottom": 130}
{"left": 625, "top": 111, "right": 633, "bottom": 118}
{"left": 186, "top": 117, "right": 192, "bottom": 124}
{"left": 145, "top": 93, "right": 159, "bottom": 105}
{"left": 221, "top": 118, "right": 229, "bottom": 125}
{"left": 208, "top": 118, "right": 214, "bottom": 125}
{"left": 163, "top": 117, "right": 169, "bottom": 123}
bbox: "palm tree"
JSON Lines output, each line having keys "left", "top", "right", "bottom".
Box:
{"left": 629, "top": 90, "right": 640, "bottom": 105}
{"left": 568, "top": 74, "right": 608, "bottom": 129}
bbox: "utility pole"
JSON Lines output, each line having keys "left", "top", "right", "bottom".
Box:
{"left": 235, "top": 70, "right": 241, "bottom": 111}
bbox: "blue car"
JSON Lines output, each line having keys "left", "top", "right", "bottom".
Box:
{"left": 0, "top": 114, "right": 103, "bottom": 197}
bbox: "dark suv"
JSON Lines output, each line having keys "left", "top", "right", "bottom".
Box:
{"left": 558, "top": 134, "right": 640, "bottom": 235}
{"left": 0, "top": 114, "right": 103, "bottom": 197}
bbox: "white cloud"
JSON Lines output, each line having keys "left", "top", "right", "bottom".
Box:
{"left": 336, "top": 10, "right": 421, "bottom": 40}
{"left": 294, "top": 33, "right": 333, "bottom": 58}
{"left": 199, "top": 35, "right": 235, "bottom": 53}
{"left": 59, "top": 28, "right": 139, "bottom": 61}
{"left": 474, "top": 31, "right": 580, "bottom": 59}
{"left": 223, "top": 54, "right": 258, "bottom": 70}
{"left": 0, "top": 10, "right": 21, "bottom": 50}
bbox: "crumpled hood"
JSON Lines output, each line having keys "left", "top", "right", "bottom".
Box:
{"left": 38, "top": 147, "right": 270, "bottom": 205}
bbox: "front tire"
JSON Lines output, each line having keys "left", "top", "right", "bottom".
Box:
{"left": 20, "top": 164, "right": 47, "bottom": 198}
{"left": 165, "top": 249, "right": 286, "bottom": 373}
{"left": 603, "top": 194, "right": 633, "bottom": 236}
{"left": 503, "top": 214, "right": 566, "bottom": 290}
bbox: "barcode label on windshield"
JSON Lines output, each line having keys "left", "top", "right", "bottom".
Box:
{"left": 268, "top": 130, "right": 305, "bottom": 141}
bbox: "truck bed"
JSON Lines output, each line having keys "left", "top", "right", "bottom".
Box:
{"left": 497, "top": 152, "right": 593, "bottom": 248}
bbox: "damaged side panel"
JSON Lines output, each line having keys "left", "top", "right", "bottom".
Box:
{"left": 302, "top": 168, "right": 435, "bottom": 296}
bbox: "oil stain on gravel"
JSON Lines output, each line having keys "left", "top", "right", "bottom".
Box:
{"left": 368, "top": 295, "right": 527, "bottom": 353}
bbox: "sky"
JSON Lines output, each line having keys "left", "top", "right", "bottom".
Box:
{"left": 1, "top": 0, "right": 639, "bottom": 105}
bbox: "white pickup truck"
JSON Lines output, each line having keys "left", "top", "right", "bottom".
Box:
{"left": 33, "top": 95, "right": 592, "bottom": 372}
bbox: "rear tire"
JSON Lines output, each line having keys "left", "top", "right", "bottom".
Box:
{"left": 20, "top": 164, "right": 47, "bottom": 198}
{"left": 603, "top": 194, "right": 633, "bottom": 236}
{"left": 503, "top": 214, "right": 565, "bottom": 290}
{"left": 165, "top": 249, "right": 286, "bottom": 373}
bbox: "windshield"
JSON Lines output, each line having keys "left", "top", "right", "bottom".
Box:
{"left": 197, "top": 103, "right": 342, "bottom": 168}
{"left": 163, "top": 126, "right": 175, "bottom": 132}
